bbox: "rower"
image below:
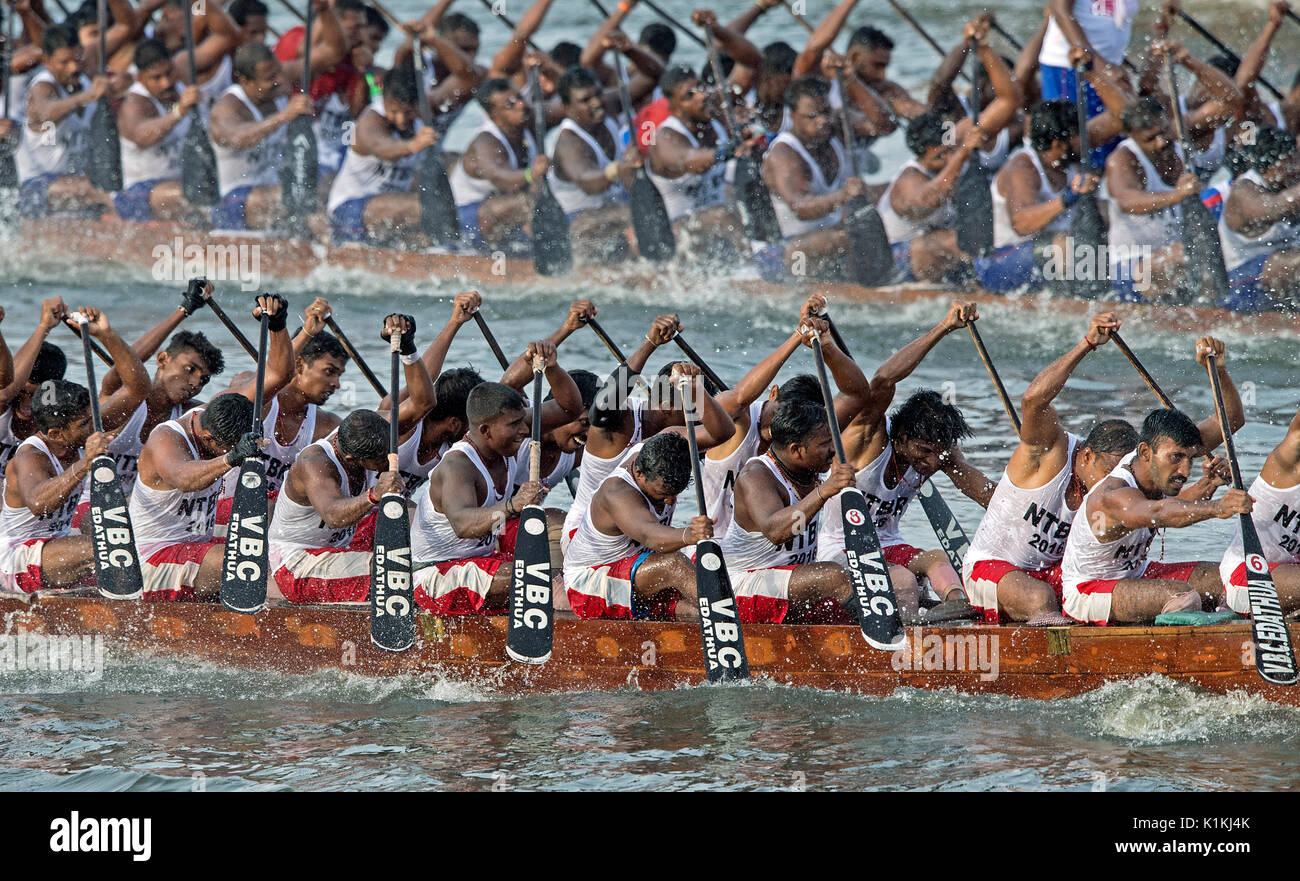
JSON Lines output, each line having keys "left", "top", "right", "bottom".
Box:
{"left": 325, "top": 62, "right": 439, "bottom": 247}
{"left": 563, "top": 430, "right": 711, "bottom": 621}
{"left": 113, "top": 39, "right": 208, "bottom": 226}
{"left": 817, "top": 302, "right": 994, "bottom": 623}
{"left": 0, "top": 380, "right": 105, "bottom": 593}
{"left": 230, "top": 0, "right": 272, "bottom": 46}
{"left": 0, "top": 298, "right": 72, "bottom": 498}
{"left": 148, "top": 0, "right": 246, "bottom": 125}
{"left": 448, "top": 76, "right": 548, "bottom": 251}
{"left": 394, "top": 11, "right": 486, "bottom": 143}
{"left": 16, "top": 24, "right": 116, "bottom": 219}
{"left": 1060, "top": 339, "right": 1249, "bottom": 625}
{"left": 1233, "top": 2, "right": 1299, "bottom": 133}
{"left": 964, "top": 313, "right": 1138, "bottom": 625}
{"left": 410, "top": 351, "right": 583, "bottom": 616}
{"left": 208, "top": 41, "right": 314, "bottom": 231}
{"left": 1151, "top": 41, "right": 1243, "bottom": 180}
{"left": 1218, "top": 126, "right": 1300, "bottom": 309}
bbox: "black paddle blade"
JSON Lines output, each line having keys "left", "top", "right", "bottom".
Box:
{"left": 629, "top": 167, "right": 675, "bottom": 261}
{"left": 693, "top": 539, "right": 749, "bottom": 683}
{"left": 735, "top": 156, "right": 782, "bottom": 243}
{"left": 371, "top": 492, "right": 415, "bottom": 652}
{"left": 1240, "top": 520, "right": 1299, "bottom": 686}
{"left": 840, "top": 488, "right": 906, "bottom": 651}
{"left": 531, "top": 179, "right": 572, "bottom": 276}
{"left": 954, "top": 162, "right": 994, "bottom": 257}
{"left": 1067, "top": 192, "right": 1111, "bottom": 299}
{"left": 417, "top": 151, "right": 460, "bottom": 243}
{"left": 181, "top": 113, "right": 220, "bottom": 207}
{"left": 219, "top": 459, "right": 269, "bottom": 614}
{"left": 280, "top": 115, "right": 319, "bottom": 221}
{"left": 1181, "top": 197, "right": 1230, "bottom": 304}
{"left": 506, "top": 504, "right": 554, "bottom": 664}
{"left": 87, "top": 97, "right": 122, "bottom": 193}
{"left": 843, "top": 196, "right": 895, "bottom": 287}
{"left": 88, "top": 456, "right": 144, "bottom": 599}
{"left": 916, "top": 479, "right": 970, "bottom": 572}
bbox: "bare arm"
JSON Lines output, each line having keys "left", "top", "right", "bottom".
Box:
{"left": 79, "top": 311, "right": 152, "bottom": 430}
{"left": 602, "top": 484, "right": 695, "bottom": 553}
{"left": 147, "top": 429, "right": 233, "bottom": 493}
{"left": 490, "top": 0, "right": 555, "bottom": 77}
{"left": 299, "top": 451, "right": 374, "bottom": 529}
{"left": 10, "top": 444, "right": 94, "bottom": 516}
{"left": 1099, "top": 484, "right": 1240, "bottom": 530}
{"left": 792, "top": 0, "right": 859, "bottom": 77}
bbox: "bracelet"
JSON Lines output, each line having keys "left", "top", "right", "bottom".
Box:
{"left": 603, "top": 162, "right": 620, "bottom": 183}
{"left": 524, "top": 168, "right": 534, "bottom": 184}
{"left": 682, "top": 527, "right": 690, "bottom": 545}
{"left": 367, "top": 487, "right": 378, "bottom": 504}
{"left": 1083, "top": 336, "right": 1097, "bottom": 352}
{"left": 505, "top": 499, "right": 516, "bottom": 516}
{"left": 1060, "top": 187, "right": 1080, "bottom": 208}
{"left": 816, "top": 483, "right": 825, "bottom": 501}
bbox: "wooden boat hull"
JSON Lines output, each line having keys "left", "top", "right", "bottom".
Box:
{"left": 12, "top": 219, "right": 1300, "bottom": 335}
{"left": 2, "top": 594, "right": 1296, "bottom": 704}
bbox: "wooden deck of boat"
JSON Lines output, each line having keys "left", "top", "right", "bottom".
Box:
{"left": 2, "top": 594, "right": 1295, "bottom": 704}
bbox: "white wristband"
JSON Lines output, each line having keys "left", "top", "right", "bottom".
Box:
{"left": 400, "top": 352, "right": 419, "bottom": 365}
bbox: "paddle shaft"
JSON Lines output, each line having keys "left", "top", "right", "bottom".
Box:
{"left": 1110, "top": 330, "right": 1175, "bottom": 409}
{"left": 810, "top": 337, "right": 848, "bottom": 465}
{"left": 782, "top": 0, "right": 814, "bottom": 33}
{"left": 251, "top": 313, "right": 269, "bottom": 430}
{"left": 1163, "top": 55, "right": 1192, "bottom": 166}
{"left": 183, "top": 0, "right": 199, "bottom": 84}
{"left": 820, "top": 311, "right": 852, "bottom": 358}
{"left": 324, "top": 316, "right": 387, "bottom": 398}
{"left": 584, "top": 317, "right": 627, "bottom": 363}
{"left": 678, "top": 378, "right": 708, "bottom": 512}
{"left": 389, "top": 334, "right": 400, "bottom": 470}
{"left": 530, "top": 358, "right": 544, "bottom": 483}
{"left": 302, "top": 0, "right": 313, "bottom": 94}
{"left": 97, "top": 0, "right": 107, "bottom": 77}
{"left": 65, "top": 321, "right": 114, "bottom": 366}
{"left": 1075, "top": 63, "right": 1093, "bottom": 168}
{"left": 834, "top": 71, "right": 862, "bottom": 177}
{"left": 205, "top": 295, "right": 258, "bottom": 359}
{"left": 968, "top": 322, "right": 1021, "bottom": 435}
{"left": 703, "top": 30, "right": 739, "bottom": 140}
{"left": 1178, "top": 9, "right": 1283, "bottom": 99}
{"left": 75, "top": 317, "right": 104, "bottom": 432}
{"left": 473, "top": 311, "right": 511, "bottom": 370}
{"left": 672, "top": 335, "right": 729, "bottom": 391}
{"left": 474, "top": 0, "right": 543, "bottom": 51}
{"left": 4, "top": 1, "right": 13, "bottom": 119}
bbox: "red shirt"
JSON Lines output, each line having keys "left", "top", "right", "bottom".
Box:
{"left": 632, "top": 96, "right": 669, "bottom": 156}
{"left": 273, "top": 24, "right": 360, "bottom": 109}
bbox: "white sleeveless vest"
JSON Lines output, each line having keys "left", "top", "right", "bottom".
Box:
{"left": 128, "top": 415, "right": 222, "bottom": 550}
{"left": 1220, "top": 473, "right": 1300, "bottom": 586}
{"left": 546, "top": 117, "right": 627, "bottom": 214}
{"left": 720, "top": 453, "right": 820, "bottom": 569}
{"left": 701, "top": 400, "right": 764, "bottom": 539}
{"left": 563, "top": 401, "right": 645, "bottom": 542}
{"left": 395, "top": 420, "right": 449, "bottom": 500}
{"left": 817, "top": 427, "right": 920, "bottom": 561}
{"left": 213, "top": 84, "right": 286, "bottom": 197}
{"left": 16, "top": 70, "right": 94, "bottom": 183}
{"left": 766, "top": 132, "right": 848, "bottom": 238}
{"left": 563, "top": 468, "right": 674, "bottom": 571}
{"left": 121, "top": 82, "right": 189, "bottom": 189}
{"left": 196, "top": 54, "right": 233, "bottom": 126}
{"left": 647, "top": 115, "right": 728, "bottom": 221}
{"left": 1106, "top": 137, "right": 1183, "bottom": 253}
{"left": 326, "top": 98, "right": 425, "bottom": 214}
{"left": 449, "top": 118, "right": 537, "bottom": 207}
{"left": 269, "top": 438, "right": 375, "bottom": 552}
{"left": 991, "top": 147, "right": 1071, "bottom": 248}
{"left": 1219, "top": 170, "right": 1300, "bottom": 272}
{"left": 878, "top": 158, "right": 955, "bottom": 245}
{"left": 412, "top": 439, "right": 517, "bottom": 562}
{"left": 0, "top": 436, "right": 77, "bottom": 542}
{"left": 1059, "top": 451, "right": 1157, "bottom": 590}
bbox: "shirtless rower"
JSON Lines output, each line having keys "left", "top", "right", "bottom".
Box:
{"left": 411, "top": 344, "right": 583, "bottom": 616}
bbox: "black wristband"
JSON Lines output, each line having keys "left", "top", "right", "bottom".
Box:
{"left": 264, "top": 294, "right": 289, "bottom": 333}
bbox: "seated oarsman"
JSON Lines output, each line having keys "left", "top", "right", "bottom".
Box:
{"left": 268, "top": 410, "right": 402, "bottom": 603}
{"left": 325, "top": 62, "right": 439, "bottom": 246}
{"left": 411, "top": 350, "right": 584, "bottom": 616}
{"left": 393, "top": 12, "right": 486, "bottom": 144}
{"left": 448, "top": 77, "right": 548, "bottom": 252}
{"left": 563, "top": 431, "right": 712, "bottom": 621}
{"left": 140, "top": 0, "right": 246, "bottom": 127}
{"left": 703, "top": 295, "right": 869, "bottom": 541}
{"left": 928, "top": 16, "right": 1025, "bottom": 172}
{"left": 1104, "top": 95, "right": 1205, "bottom": 300}
{"left": 759, "top": 73, "right": 868, "bottom": 280}
{"left": 16, "top": 24, "right": 116, "bottom": 219}
{"left": 1060, "top": 407, "right": 1249, "bottom": 625}
{"left": 0, "top": 299, "right": 72, "bottom": 497}
{"left": 0, "top": 380, "right": 107, "bottom": 594}
{"left": 208, "top": 41, "right": 314, "bottom": 231}
{"left": 819, "top": 302, "right": 995, "bottom": 622}
{"left": 230, "top": 0, "right": 273, "bottom": 46}
{"left": 964, "top": 314, "right": 1141, "bottom": 625}
{"left": 1231, "top": 1, "right": 1298, "bottom": 133}
{"left": 1147, "top": 41, "right": 1243, "bottom": 180}
{"left": 114, "top": 39, "right": 208, "bottom": 225}
{"left": 548, "top": 66, "right": 641, "bottom": 262}
{"left": 645, "top": 64, "right": 758, "bottom": 262}
{"left": 1218, "top": 126, "right": 1300, "bottom": 309}
{"left": 561, "top": 312, "right": 737, "bottom": 550}
{"left": 876, "top": 25, "right": 1020, "bottom": 283}
{"left": 1220, "top": 395, "right": 1300, "bottom": 617}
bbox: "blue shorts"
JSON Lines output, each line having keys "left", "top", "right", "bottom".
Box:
{"left": 19, "top": 173, "right": 60, "bottom": 218}
{"left": 329, "top": 196, "right": 370, "bottom": 243}
{"left": 753, "top": 242, "right": 787, "bottom": 282}
{"left": 973, "top": 239, "right": 1039, "bottom": 293}
{"left": 456, "top": 199, "right": 530, "bottom": 253}
{"left": 113, "top": 179, "right": 166, "bottom": 222}
{"left": 890, "top": 240, "right": 916, "bottom": 283}
{"left": 1039, "top": 65, "right": 1119, "bottom": 170}
{"left": 1223, "top": 253, "right": 1272, "bottom": 312}
{"left": 211, "top": 186, "right": 254, "bottom": 230}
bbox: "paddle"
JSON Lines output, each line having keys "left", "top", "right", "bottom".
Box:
{"left": 968, "top": 318, "right": 1021, "bottom": 434}
{"left": 280, "top": 0, "right": 319, "bottom": 233}
{"left": 65, "top": 320, "right": 114, "bottom": 366}
{"left": 1110, "top": 330, "right": 1174, "bottom": 409}
{"left": 953, "top": 40, "right": 994, "bottom": 258}
{"left": 86, "top": 0, "right": 122, "bottom": 192}
{"left": 671, "top": 332, "right": 729, "bottom": 391}
{"left": 527, "top": 64, "right": 572, "bottom": 276}
{"left": 1163, "top": 52, "right": 1230, "bottom": 304}
{"left": 371, "top": 329, "right": 415, "bottom": 652}
{"left": 472, "top": 310, "right": 511, "bottom": 370}
{"left": 205, "top": 291, "right": 259, "bottom": 359}
{"left": 74, "top": 312, "right": 144, "bottom": 600}
{"left": 1069, "top": 61, "right": 1110, "bottom": 300}
{"left": 781, "top": 0, "right": 814, "bottom": 33}
{"left": 0, "top": 1, "right": 18, "bottom": 232}
{"left": 411, "top": 39, "right": 460, "bottom": 244}
{"left": 810, "top": 335, "right": 905, "bottom": 650}
{"left": 506, "top": 353, "right": 555, "bottom": 664}
{"left": 1205, "top": 353, "right": 1298, "bottom": 686}
{"left": 324, "top": 315, "right": 387, "bottom": 398}
{"left": 180, "top": 0, "right": 219, "bottom": 205}
{"left": 609, "top": 45, "right": 675, "bottom": 261}
{"left": 703, "top": 29, "right": 781, "bottom": 244}
{"left": 820, "top": 310, "right": 852, "bottom": 358}
{"left": 1177, "top": 9, "right": 1283, "bottom": 99}
{"left": 584, "top": 316, "right": 627, "bottom": 363}
{"left": 678, "top": 375, "right": 749, "bottom": 682}
{"left": 219, "top": 306, "right": 271, "bottom": 614}
{"left": 473, "top": 0, "right": 543, "bottom": 52}
{"left": 834, "top": 70, "right": 894, "bottom": 287}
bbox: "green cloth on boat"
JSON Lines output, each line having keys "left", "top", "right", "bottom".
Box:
{"left": 1153, "top": 610, "right": 1245, "bottom": 626}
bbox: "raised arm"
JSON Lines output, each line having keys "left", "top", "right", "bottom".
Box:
{"left": 1193, "top": 337, "right": 1244, "bottom": 454}
{"left": 381, "top": 314, "right": 436, "bottom": 435}
{"left": 224, "top": 295, "right": 295, "bottom": 412}
{"left": 76, "top": 307, "right": 151, "bottom": 430}
{"left": 792, "top": 0, "right": 859, "bottom": 77}
{"left": 490, "top": 0, "right": 555, "bottom": 77}
{"left": 1020, "top": 314, "right": 1119, "bottom": 453}
{"left": 0, "top": 298, "right": 65, "bottom": 411}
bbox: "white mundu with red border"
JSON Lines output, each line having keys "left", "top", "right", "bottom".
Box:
{"left": 817, "top": 426, "right": 919, "bottom": 563}
{"left": 1220, "top": 473, "right": 1300, "bottom": 614}
{"left": 411, "top": 439, "right": 516, "bottom": 563}
{"left": 0, "top": 436, "right": 78, "bottom": 594}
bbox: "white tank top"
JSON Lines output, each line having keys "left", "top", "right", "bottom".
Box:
{"left": 195, "top": 54, "right": 233, "bottom": 126}
{"left": 121, "top": 82, "right": 189, "bottom": 189}
{"left": 1060, "top": 451, "right": 1156, "bottom": 590}
{"left": 720, "top": 453, "right": 820, "bottom": 569}
{"left": 78, "top": 401, "right": 182, "bottom": 502}
{"left": 1219, "top": 170, "right": 1300, "bottom": 272}
{"left": 9, "top": 68, "right": 38, "bottom": 127}
{"left": 326, "top": 98, "right": 425, "bottom": 214}
{"left": 269, "top": 438, "right": 374, "bottom": 552}
{"left": 128, "top": 416, "right": 221, "bottom": 549}
{"left": 766, "top": 132, "right": 848, "bottom": 238}
{"left": 0, "top": 436, "right": 77, "bottom": 542}
{"left": 449, "top": 118, "right": 537, "bottom": 207}
{"left": 562, "top": 400, "right": 645, "bottom": 541}
{"left": 1040, "top": 0, "right": 1137, "bottom": 68}
{"left": 878, "top": 158, "right": 955, "bottom": 245}
{"left": 1107, "top": 137, "right": 1183, "bottom": 253}
{"left": 701, "top": 400, "right": 764, "bottom": 539}
{"left": 514, "top": 443, "right": 576, "bottom": 491}
{"left": 412, "top": 439, "right": 517, "bottom": 562}
{"left": 1220, "top": 473, "right": 1300, "bottom": 585}
{"left": 213, "top": 83, "right": 286, "bottom": 197}
{"left": 395, "top": 420, "right": 449, "bottom": 500}
{"left": 992, "top": 147, "right": 1070, "bottom": 248}
{"left": 0, "top": 409, "right": 22, "bottom": 495}
{"left": 546, "top": 117, "right": 627, "bottom": 214}
{"left": 216, "top": 397, "right": 316, "bottom": 501}
{"left": 647, "top": 115, "right": 728, "bottom": 221}
{"left": 563, "top": 468, "right": 674, "bottom": 571}
{"left": 315, "top": 91, "right": 352, "bottom": 174}
{"left": 421, "top": 49, "right": 471, "bottom": 138}
{"left": 743, "top": 87, "right": 791, "bottom": 135}
{"left": 16, "top": 70, "right": 94, "bottom": 183}
{"left": 817, "top": 428, "right": 919, "bottom": 561}
{"left": 967, "top": 433, "right": 1081, "bottom": 570}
